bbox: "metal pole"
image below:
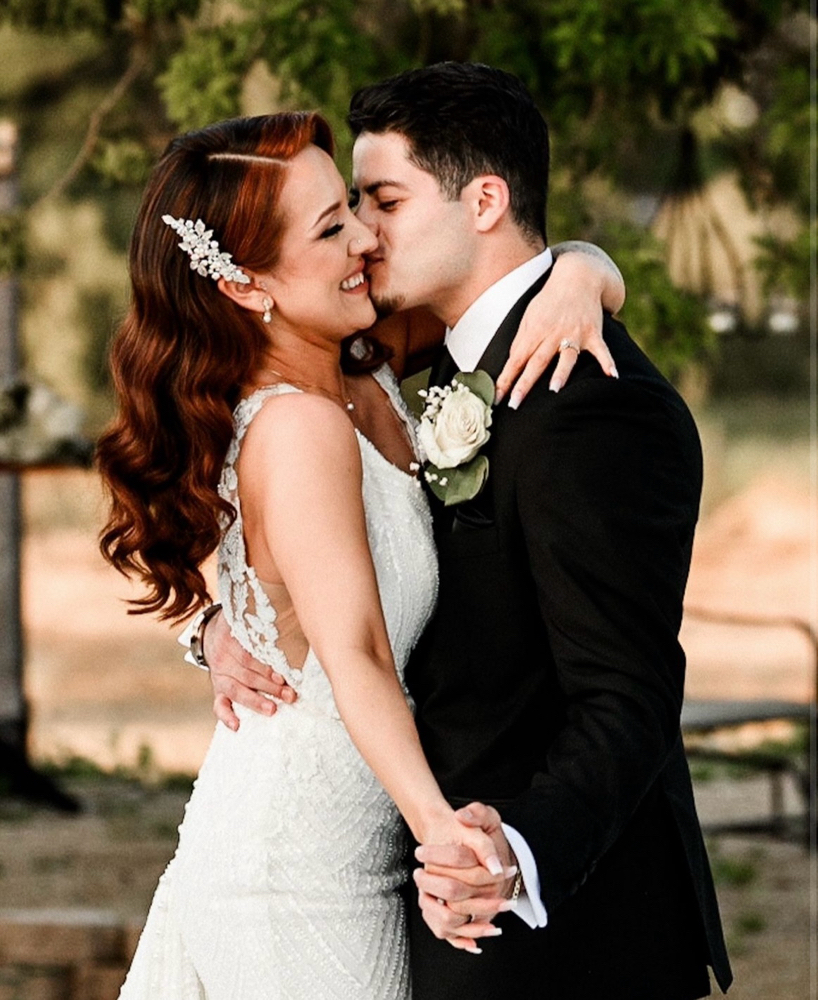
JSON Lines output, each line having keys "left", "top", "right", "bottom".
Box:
{"left": 0, "top": 119, "right": 26, "bottom": 754}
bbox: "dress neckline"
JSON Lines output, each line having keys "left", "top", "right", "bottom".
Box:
{"left": 241, "top": 368, "right": 421, "bottom": 485}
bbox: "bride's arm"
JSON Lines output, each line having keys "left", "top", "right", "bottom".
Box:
{"left": 495, "top": 241, "right": 623, "bottom": 408}
{"left": 369, "top": 242, "right": 624, "bottom": 400}
{"left": 239, "top": 393, "right": 509, "bottom": 948}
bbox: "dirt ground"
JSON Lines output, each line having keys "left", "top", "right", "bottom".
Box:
{"left": 4, "top": 423, "right": 816, "bottom": 997}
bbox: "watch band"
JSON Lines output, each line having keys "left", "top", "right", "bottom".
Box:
{"left": 510, "top": 867, "right": 523, "bottom": 905}
{"left": 188, "top": 603, "right": 222, "bottom": 671}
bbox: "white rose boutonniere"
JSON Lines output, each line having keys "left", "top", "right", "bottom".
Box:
{"left": 417, "top": 370, "right": 494, "bottom": 507}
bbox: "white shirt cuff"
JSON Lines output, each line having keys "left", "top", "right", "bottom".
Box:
{"left": 502, "top": 823, "right": 548, "bottom": 929}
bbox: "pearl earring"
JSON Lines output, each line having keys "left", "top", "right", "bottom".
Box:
{"left": 262, "top": 297, "right": 273, "bottom": 323}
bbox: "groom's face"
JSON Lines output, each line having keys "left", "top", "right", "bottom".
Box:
{"left": 351, "top": 131, "right": 474, "bottom": 318}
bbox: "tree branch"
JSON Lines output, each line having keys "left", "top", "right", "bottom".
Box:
{"left": 33, "top": 41, "right": 149, "bottom": 207}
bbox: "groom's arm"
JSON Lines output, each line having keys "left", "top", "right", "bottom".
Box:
{"left": 185, "top": 608, "right": 298, "bottom": 729}
{"left": 502, "top": 343, "right": 701, "bottom": 913}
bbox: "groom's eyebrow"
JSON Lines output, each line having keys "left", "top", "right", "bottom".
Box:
{"left": 351, "top": 180, "right": 408, "bottom": 199}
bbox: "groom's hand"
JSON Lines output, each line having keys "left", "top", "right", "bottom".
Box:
{"left": 205, "top": 610, "right": 297, "bottom": 730}
{"left": 414, "top": 802, "right": 518, "bottom": 950}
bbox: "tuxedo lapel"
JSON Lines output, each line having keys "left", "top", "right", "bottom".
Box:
{"left": 428, "top": 345, "right": 458, "bottom": 389}
{"left": 475, "top": 269, "right": 551, "bottom": 382}
{"left": 425, "top": 270, "right": 552, "bottom": 538}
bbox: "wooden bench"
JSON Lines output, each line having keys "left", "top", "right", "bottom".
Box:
{"left": 681, "top": 609, "right": 816, "bottom": 842}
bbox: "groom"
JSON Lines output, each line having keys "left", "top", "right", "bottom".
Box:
{"left": 206, "top": 64, "right": 732, "bottom": 999}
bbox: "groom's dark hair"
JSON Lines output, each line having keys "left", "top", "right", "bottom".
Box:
{"left": 348, "top": 62, "right": 549, "bottom": 244}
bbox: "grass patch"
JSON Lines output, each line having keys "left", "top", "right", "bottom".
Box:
{"left": 707, "top": 841, "right": 763, "bottom": 888}
{"left": 735, "top": 911, "right": 766, "bottom": 935}
{"left": 37, "top": 749, "right": 195, "bottom": 792}
{"left": 711, "top": 854, "right": 758, "bottom": 887}
{"left": 30, "top": 854, "right": 76, "bottom": 874}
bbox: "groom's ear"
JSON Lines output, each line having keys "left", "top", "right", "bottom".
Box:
{"left": 462, "top": 175, "right": 511, "bottom": 233}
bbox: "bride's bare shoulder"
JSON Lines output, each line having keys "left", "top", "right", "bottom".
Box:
{"left": 241, "top": 391, "right": 359, "bottom": 469}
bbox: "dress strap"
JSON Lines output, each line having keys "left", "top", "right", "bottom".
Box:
{"left": 370, "top": 364, "right": 422, "bottom": 462}
{"left": 217, "top": 383, "right": 305, "bottom": 690}
{"left": 232, "top": 384, "right": 302, "bottom": 443}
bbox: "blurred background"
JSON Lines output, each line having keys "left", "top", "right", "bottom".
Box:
{"left": 0, "top": 2, "right": 814, "bottom": 998}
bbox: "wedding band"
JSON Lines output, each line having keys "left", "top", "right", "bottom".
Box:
{"left": 558, "top": 338, "right": 580, "bottom": 355}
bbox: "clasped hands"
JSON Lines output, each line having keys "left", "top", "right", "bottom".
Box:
{"left": 415, "top": 802, "right": 519, "bottom": 955}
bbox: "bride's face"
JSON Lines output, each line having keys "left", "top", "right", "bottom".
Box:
{"left": 262, "top": 145, "right": 379, "bottom": 339}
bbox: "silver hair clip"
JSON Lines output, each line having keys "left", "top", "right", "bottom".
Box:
{"left": 161, "top": 215, "right": 251, "bottom": 285}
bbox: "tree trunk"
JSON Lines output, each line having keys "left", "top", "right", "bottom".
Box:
{"left": 0, "top": 120, "right": 26, "bottom": 757}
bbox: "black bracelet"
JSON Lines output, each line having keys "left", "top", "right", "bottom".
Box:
{"left": 189, "top": 603, "right": 222, "bottom": 671}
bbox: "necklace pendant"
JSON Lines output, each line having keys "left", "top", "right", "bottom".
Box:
{"left": 346, "top": 401, "right": 355, "bottom": 412}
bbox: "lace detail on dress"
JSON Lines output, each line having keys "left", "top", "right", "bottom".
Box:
{"left": 120, "top": 366, "right": 438, "bottom": 1000}
{"left": 216, "top": 384, "right": 304, "bottom": 691}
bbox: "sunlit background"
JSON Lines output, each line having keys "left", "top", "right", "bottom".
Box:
{"left": 0, "top": 2, "right": 814, "bottom": 998}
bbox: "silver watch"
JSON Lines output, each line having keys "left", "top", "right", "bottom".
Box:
{"left": 189, "top": 603, "right": 222, "bottom": 671}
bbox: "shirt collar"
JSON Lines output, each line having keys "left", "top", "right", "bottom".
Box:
{"left": 444, "top": 248, "right": 553, "bottom": 373}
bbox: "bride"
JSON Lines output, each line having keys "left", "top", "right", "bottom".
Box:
{"left": 97, "top": 111, "right": 621, "bottom": 999}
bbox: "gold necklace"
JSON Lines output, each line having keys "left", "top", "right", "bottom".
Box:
{"left": 257, "top": 367, "right": 356, "bottom": 412}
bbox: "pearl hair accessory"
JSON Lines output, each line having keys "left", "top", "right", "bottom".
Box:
{"left": 161, "top": 215, "right": 251, "bottom": 285}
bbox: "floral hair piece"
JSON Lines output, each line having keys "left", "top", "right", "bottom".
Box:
{"left": 161, "top": 215, "right": 251, "bottom": 285}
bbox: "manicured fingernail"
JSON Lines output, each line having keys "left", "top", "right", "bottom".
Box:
{"left": 610, "top": 365, "right": 619, "bottom": 379}
{"left": 494, "top": 387, "right": 504, "bottom": 404}
{"left": 498, "top": 899, "right": 518, "bottom": 912}
{"left": 486, "top": 856, "right": 504, "bottom": 876}
{"left": 459, "top": 807, "right": 474, "bottom": 821}
{"left": 468, "top": 947, "right": 483, "bottom": 955}
{"left": 486, "top": 927, "right": 503, "bottom": 937}
{"left": 549, "top": 377, "right": 562, "bottom": 393}
{"left": 503, "top": 865, "right": 518, "bottom": 878}
{"left": 508, "top": 392, "right": 521, "bottom": 410}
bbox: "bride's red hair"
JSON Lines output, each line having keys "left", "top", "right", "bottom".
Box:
{"left": 98, "top": 112, "right": 342, "bottom": 621}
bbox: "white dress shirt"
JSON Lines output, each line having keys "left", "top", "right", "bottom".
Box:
{"left": 444, "top": 248, "right": 553, "bottom": 370}
{"left": 445, "top": 247, "right": 553, "bottom": 930}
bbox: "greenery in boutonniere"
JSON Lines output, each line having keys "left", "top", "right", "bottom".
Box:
{"left": 417, "top": 371, "right": 494, "bottom": 507}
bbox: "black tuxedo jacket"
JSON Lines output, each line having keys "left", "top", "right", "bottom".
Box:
{"left": 405, "top": 273, "right": 732, "bottom": 999}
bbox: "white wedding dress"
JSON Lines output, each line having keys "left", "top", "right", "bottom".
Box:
{"left": 119, "top": 366, "right": 438, "bottom": 1000}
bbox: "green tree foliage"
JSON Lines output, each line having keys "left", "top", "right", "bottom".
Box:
{"left": 0, "top": 0, "right": 125, "bottom": 34}
{"left": 0, "top": 0, "right": 809, "bottom": 381}
{"left": 160, "top": 25, "right": 257, "bottom": 131}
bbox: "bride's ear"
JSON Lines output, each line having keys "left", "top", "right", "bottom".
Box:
{"left": 217, "top": 276, "right": 272, "bottom": 317}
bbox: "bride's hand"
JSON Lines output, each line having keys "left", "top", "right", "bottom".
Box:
{"left": 420, "top": 810, "right": 509, "bottom": 878}
{"left": 414, "top": 807, "right": 516, "bottom": 953}
{"left": 495, "top": 251, "right": 619, "bottom": 409}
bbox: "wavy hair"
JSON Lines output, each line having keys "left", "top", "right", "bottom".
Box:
{"left": 98, "top": 111, "right": 357, "bottom": 622}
